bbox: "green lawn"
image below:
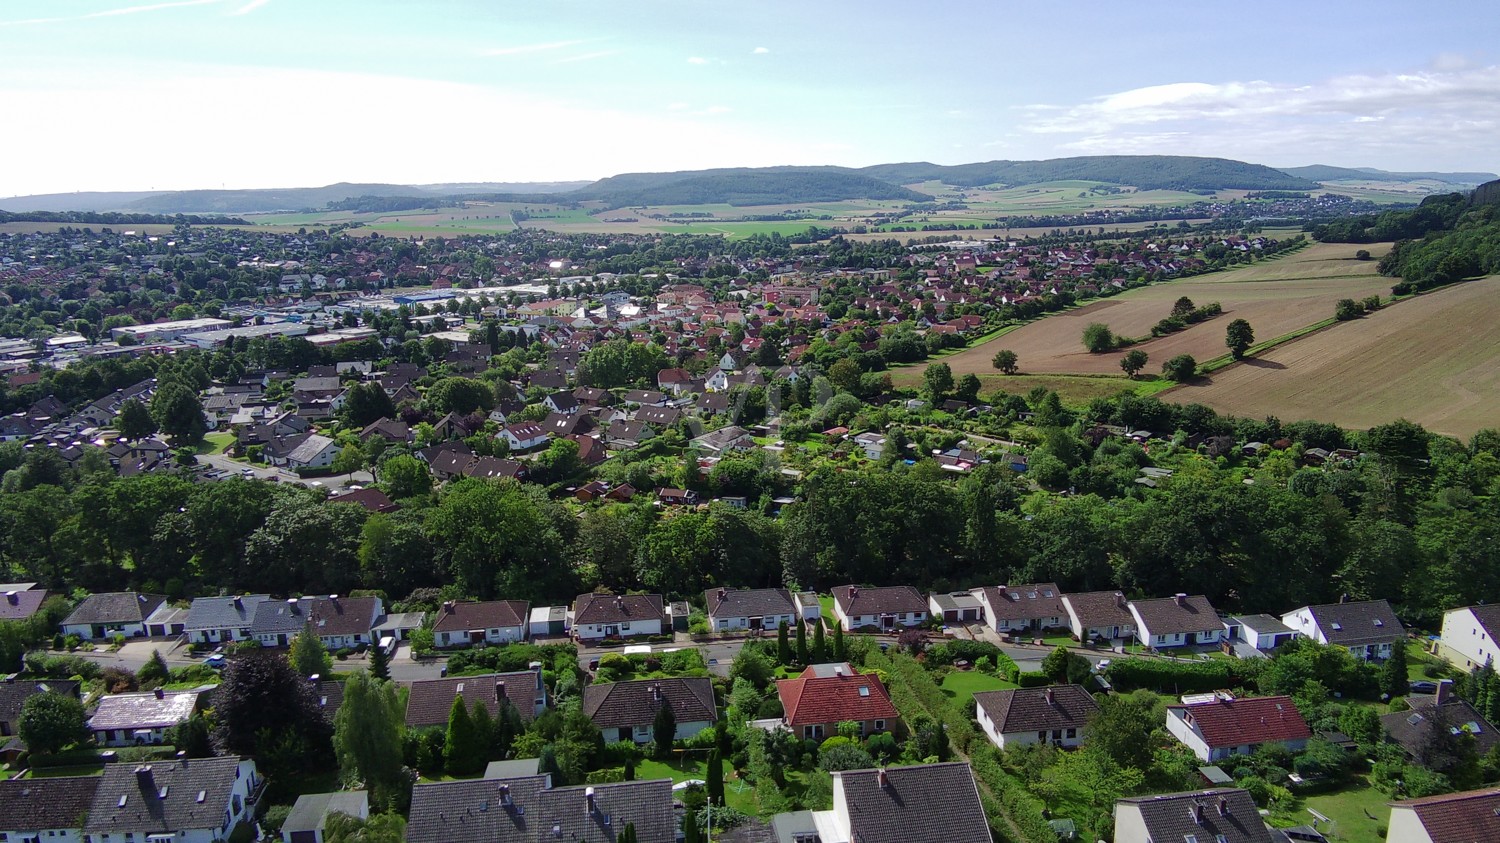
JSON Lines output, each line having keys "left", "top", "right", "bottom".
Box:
{"left": 817, "top": 595, "right": 837, "bottom": 629}
{"left": 1271, "top": 777, "right": 1389, "bottom": 843}
{"left": 26, "top": 763, "right": 105, "bottom": 778}
{"left": 638, "top": 756, "right": 757, "bottom": 816}
{"left": 940, "top": 670, "right": 1018, "bottom": 705}
{"left": 196, "top": 431, "right": 235, "bottom": 455}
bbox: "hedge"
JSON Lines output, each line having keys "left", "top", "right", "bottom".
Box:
{"left": 926, "top": 640, "right": 1020, "bottom": 682}
{"left": 1106, "top": 657, "right": 1254, "bottom": 694}
{"left": 1015, "top": 671, "right": 1051, "bottom": 688}
{"left": 970, "top": 747, "right": 1056, "bottom": 843}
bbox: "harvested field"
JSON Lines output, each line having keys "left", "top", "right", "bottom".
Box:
{"left": 936, "top": 243, "right": 1392, "bottom": 377}
{"left": 1163, "top": 276, "right": 1500, "bottom": 438}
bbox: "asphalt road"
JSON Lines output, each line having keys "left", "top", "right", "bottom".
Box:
{"left": 193, "top": 452, "right": 373, "bottom": 494}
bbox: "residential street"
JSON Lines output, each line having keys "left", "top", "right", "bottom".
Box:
{"left": 193, "top": 451, "right": 374, "bottom": 493}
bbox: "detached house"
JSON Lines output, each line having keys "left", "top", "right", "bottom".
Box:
{"left": 583, "top": 677, "right": 717, "bottom": 744}
{"left": 1380, "top": 680, "right": 1500, "bottom": 761}
{"left": 84, "top": 757, "right": 264, "bottom": 843}
{"left": 1165, "top": 693, "right": 1310, "bottom": 762}
{"left": 973, "top": 583, "right": 1066, "bottom": 634}
{"left": 974, "top": 685, "right": 1099, "bottom": 750}
{"left": 703, "top": 587, "right": 798, "bottom": 632}
{"left": 1387, "top": 787, "right": 1500, "bottom": 843}
{"left": 572, "top": 593, "right": 665, "bottom": 641}
{"left": 1061, "top": 590, "right": 1137, "bottom": 644}
{"left": 404, "top": 665, "right": 549, "bottom": 730}
{"left": 249, "top": 595, "right": 384, "bottom": 649}
{"left": 501, "top": 423, "right": 550, "bottom": 452}
{"left": 830, "top": 585, "right": 928, "bottom": 631}
{"left": 1114, "top": 788, "right": 1276, "bottom": 843}
{"left": 61, "top": 592, "right": 166, "bottom": 640}
{"left": 408, "top": 775, "right": 676, "bottom": 843}
{"left": 1129, "top": 593, "right": 1224, "bottom": 649}
{"left": 777, "top": 662, "right": 899, "bottom": 741}
{"left": 0, "top": 776, "right": 100, "bottom": 843}
{"left": 1281, "top": 599, "right": 1404, "bottom": 661}
{"left": 184, "top": 594, "right": 270, "bottom": 645}
{"left": 771, "top": 763, "right": 993, "bottom": 843}
{"left": 1439, "top": 604, "right": 1500, "bottom": 669}
{"left": 89, "top": 688, "right": 202, "bottom": 746}
{"left": 432, "top": 599, "right": 531, "bottom": 648}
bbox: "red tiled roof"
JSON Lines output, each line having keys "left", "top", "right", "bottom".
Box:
{"left": 1171, "top": 695, "right": 1310, "bottom": 749}
{"left": 1392, "top": 787, "right": 1500, "bottom": 842}
{"left": 777, "top": 669, "right": 898, "bottom": 727}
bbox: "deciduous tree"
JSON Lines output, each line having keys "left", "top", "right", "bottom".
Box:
{"left": 1225, "top": 318, "right": 1254, "bottom": 359}
{"left": 992, "top": 349, "right": 1019, "bottom": 375}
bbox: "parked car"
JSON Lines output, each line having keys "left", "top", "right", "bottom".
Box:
{"left": 203, "top": 653, "right": 227, "bottom": 670}
{"left": 1409, "top": 680, "right": 1439, "bottom": 695}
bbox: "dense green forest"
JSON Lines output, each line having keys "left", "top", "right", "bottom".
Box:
{"left": 0, "top": 210, "right": 250, "bottom": 225}
{"left": 573, "top": 169, "right": 933, "bottom": 207}
{"left": 855, "top": 155, "right": 1316, "bottom": 191}
{"left": 1311, "top": 184, "right": 1500, "bottom": 292}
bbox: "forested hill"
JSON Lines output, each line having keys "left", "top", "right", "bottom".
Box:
{"left": 571, "top": 168, "right": 933, "bottom": 207}
{"left": 854, "top": 155, "right": 1317, "bottom": 191}
{"left": 1280, "top": 164, "right": 1499, "bottom": 185}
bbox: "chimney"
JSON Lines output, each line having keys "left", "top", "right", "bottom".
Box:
{"left": 442, "top": 601, "right": 454, "bottom": 615}
{"left": 498, "top": 783, "right": 511, "bottom": 806}
{"left": 1114, "top": 592, "right": 1126, "bottom": 609}
{"left": 650, "top": 684, "right": 661, "bottom": 703}
{"left": 877, "top": 769, "right": 889, "bottom": 789}
{"left": 834, "top": 665, "right": 844, "bottom": 677}
{"left": 998, "top": 585, "right": 1008, "bottom": 596}
{"left": 232, "top": 595, "right": 242, "bottom": 609}
{"left": 154, "top": 687, "right": 164, "bottom": 699}
{"left": 310, "top": 673, "right": 321, "bottom": 683}
{"left": 849, "top": 586, "right": 859, "bottom": 599}
{"left": 440, "top": 666, "right": 448, "bottom": 678}
{"left": 5, "top": 591, "right": 18, "bottom": 606}
{"left": 329, "top": 594, "right": 339, "bottom": 603}
{"left": 717, "top": 587, "right": 727, "bottom": 606}
{"left": 1190, "top": 802, "right": 1204, "bottom": 825}
{"left": 1340, "top": 593, "right": 1348, "bottom": 604}
{"left": 1436, "top": 679, "right": 1452, "bottom": 705}
{"left": 1218, "top": 796, "right": 1229, "bottom": 816}
{"left": 287, "top": 598, "right": 300, "bottom": 613}
{"left": 1044, "top": 687, "right": 1055, "bottom": 705}
{"left": 135, "top": 765, "right": 155, "bottom": 795}
{"left": 585, "top": 786, "right": 597, "bottom": 814}
{"left": 1174, "top": 593, "right": 1187, "bottom": 607}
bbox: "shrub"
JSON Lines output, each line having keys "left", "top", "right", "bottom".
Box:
{"left": 1106, "top": 658, "right": 1253, "bottom": 694}
{"left": 1334, "top": 298, "right": 1365, "bottom": 321}
{"left": 1161, "top": 354, "right": 1198, "bottom": 382}
{"left": 1016, "top": 671, "right": 1051, "bottom": 688}
{"left": 1082, "top": 323, "right": 1116, "bottom": 353}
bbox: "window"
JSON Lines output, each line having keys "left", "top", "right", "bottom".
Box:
{"left": 1065, "top": 728, "right": 1077, "bottom": 739}
{"left": 1038, "top": 731, "right": 1047, "bottom": 741}
{"left": 1157, "top": 635, "right": 1168, "bottom": 644}
{"left": 874, "top": 720, "right": 885, "bottom": 731}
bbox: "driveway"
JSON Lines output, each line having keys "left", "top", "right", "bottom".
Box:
{"left": 194, "top": 452, "right": 373, "bottom": 493}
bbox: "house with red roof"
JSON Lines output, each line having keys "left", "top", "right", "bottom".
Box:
{"left": 776, "top": 662, "right": 899, "bottom": 741}
{"left": 1387, "top": 787, "right": 1500, "bottom": 843}
{"left": 1165, "top": 693, "right": 1310, "bottom": 762}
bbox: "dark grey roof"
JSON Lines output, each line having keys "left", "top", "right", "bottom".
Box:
{"left": 704, "top": 587, "right": 796, "bottom": 621}
{"left": 974, "top": 685, "right": 1099, "bottom": 734}
{"left": 1297, "top": 600, "right": 1404, "bottom": 646}
{"left": 535, "top": 779, "right": 677, "bottom": 843}
{"left": 63, "top": 592, "right": 166, "bottom": 626}
{"left": 1382, "top": 698, "right": 1500, "bottom": 758}
{"left": 1115, "top": 788, "right": 1274, "bottom": 843}
{"left": 582, "top": 677, "right": 717, "bottom": 729}
{"left": 574, "top": 593, "right": 665, "bottom": 626}
{"left": 979, "top": 583, "right": 1064, "bottom": 622}
{"left": 0, "top": 679, "right": 79, "bottom": 727}
{"left": 1063, "top": 591, "right": 1135, "bottom": 630}
{"left": 407, "top": 776, "right": 550, "bottom": 843}
{"left": 405, "top": 670, "right": 544, "bottom": 729}
{"left": 85, "top": 757, "right": 250, "bottom": 833}
{"left": 835, "top": 763, "right": 993, "bottom": 843}
{"left": 184, "top": 594, "right": 270, "bottom": 631}
{"left": 249, "top": 596, "right": 381, "bottom": 638}
{"left": 0, "top": 775, "right": 100, "bottom": 831}
{"left": 1131, "top": 594, "right": 1221, "bottom": 636}
{"left": 832, "top": 585, "right": 927, "bottom": 618}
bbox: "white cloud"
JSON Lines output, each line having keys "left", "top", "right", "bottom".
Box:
{"left": 551, "top": 50, "right": 615, "bottom": 65}
{"left": 1014, "top": 65, "right": 1500, "bottom": 168}
{"left": 752, "top": 46, "right": 769, "bottom": 55}
{"left": 686, "top": 56, "right": 709, "bottom": 65}
{"left": 483, "top": 39, "right": 589, "bottom": 57}
{"left": 0, "top": 0, "right": 223, "bottom": 27}
{"left": 228, "top": 0, "right": 269, "bottom": 15}
{"left": 666, "top": 102, "right": 690, "bottom": 111}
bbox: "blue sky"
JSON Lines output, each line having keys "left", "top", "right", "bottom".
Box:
{"left": 1, "top": 0, "right": 1496, "bottom": 195}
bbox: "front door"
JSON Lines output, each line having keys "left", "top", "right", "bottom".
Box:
{"left": 749, "top": 617, "right": 763, "bottom": 630}
{"left": 471, "top": 630, "right": 485, "bottom": 645}
{"left": 277, "top": 634, "right": 289, "bottom": 647}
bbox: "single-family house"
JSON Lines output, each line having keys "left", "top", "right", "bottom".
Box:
{"left": 974, "top": 583, "right": 1066, "bottom": 634}
{"left": 571, "top": 593, "right": 665, "bottom": 641}
{"left": 280, "top": 433, "right": 341, "bottom": 469}
{"left": 84, "top": 757, "right": 264, "bottom": 843}
{"left": 928, "top": 591, "right": 984, "bottom": 625}
{"left": 1165, "top": 693, "right": 1311, "bottom": 762}
{"left": 501, "top": 423, "right": 550, "bottom": 452}
{"left": 690, "top": 425, "right": 754, "bottom": 456}
{"left": 1281, "top": 599, "right": 1403, "bottom": 661}
{"left": 1129, "top": 594, "right": 1224, "bottom": 649}
{"left": 328, "top": 488, "right": 400, "bottom": 513}
{"left": 1439, "top": 604, "right": 1500, "bottom": 670}
{"left": 432, "top": 599, "right": 531, "bottom": 648}
{"left": 0, "top": 586, "right": 49, "bottom": 623}
{"left": 184, "top": 594, "right": 271, "bottom": 645}
{"left": 656, "top": 368, "right": 697, "bottom": 395}
{"left": 636, "top": 405, "right": 681, "bottom": 427}
{"left": 1223, "top": 614, "right": 1300, "bottom": 658}
{"left": 777, "top": 662, "right": 899, "bottom": 741}
{"left": 89, "top": 688, "right": 202, "bottom": 746}
{"left": 61, "top": 592, "right": 166, "bottom": 640}
{"left": 772, "top": 763, "right": 993, "bottom": 843}
{"left": 407, "top": 776, "right": 676, "bottom": 843}
{"left": 1381, "top": 680, "right": 1500, "bottom": 761}
{"left": 831, "top": 585, "right": 928, "bottom": 631}
{"left": 544, "top": 391, "right": 579, "bottom": 415}
{"left": 0, "top": 775, "right": 100, "bottom": 843}
{"left": 973, "top": 685, "right": 1099, "bottom": 750}
{"left": 1061, "top": 590, "right": 1137, "bottom": 644}
{"left": 1386, "top": 787, "right": 1500, "bottom": 843}
{"left": 404, "top": 666, "right": 548, "bottom": 730}
{"left": 280, "top": 791, "right": 369, "bottom": 843}
{"left": 1, "top": 678, "right": 81, "bottom": 746}
{"left": 704, "top": 587, "right": 798, "bottom": 632}
{"left": 606, "top": 419, "right": 655, "bottom": 449}
{"left": 852, "top": 431, "right": 886, "bottom": 460}
{"left": 583, "top": 677, "right": 717, "bottom": 744}
{"left": 249, "top": 595, "right": 384, "bottom": 649}
{"left": 359, "top": 417, "right": 410, "bottom": 444}
{"left": 1113, "top": 788, "right": 1276, "bottom": 843}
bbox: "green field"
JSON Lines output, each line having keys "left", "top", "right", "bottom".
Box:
{"left": 1270, "top": 778, "right": 1389, "bottom": 843}
{"left": 939, "top": 669, "right": 1019, "bottom": 705}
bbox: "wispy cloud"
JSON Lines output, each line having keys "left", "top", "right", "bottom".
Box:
{"left": 228, "top": 0, "right": 269, "bottom": 15}
{"left": 752, "top": 46, "right": 769, "bottom": 55}
{"left": 0, "top": 0, "right": 222, "bottom": 27}
{"left": 551, "top": 50, "right": 616, "bottom": 65}
{"left": 686, "top": 56, "right": 709, "bottom": 65}
{"left": 483, "top": 39, "right": 590, "bottom": 57}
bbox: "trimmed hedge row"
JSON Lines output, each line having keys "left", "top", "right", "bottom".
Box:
{"left": 971, "top": 747, "right": 1056, "bottom": 843}
{"left": 1106, "top": 657, "right": 1256, "bottom": 694}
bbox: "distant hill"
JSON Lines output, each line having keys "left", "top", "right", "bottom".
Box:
{"left": 572, "top": 167, "right": 932, "bottom": 207}
{"left": 1279, "top": 165, "right": 1498, "bottom": 186}
{"left": 855, "top": 156, "right": 1316, "bottom": 191}
{"left": 0, "top": 180, "right": 590, "bottom": 214}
